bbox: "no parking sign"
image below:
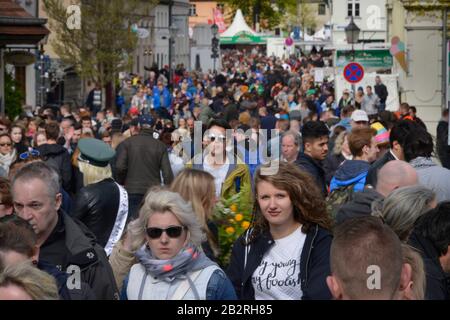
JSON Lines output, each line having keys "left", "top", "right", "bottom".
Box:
{"left": 344, "top": 62, "right": 364, "bottom": 84}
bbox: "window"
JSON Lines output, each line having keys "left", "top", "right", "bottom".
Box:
{"left": 189, "top": 4, "right": 197, "bottom": 16}
{"left": 318, "top": 3, "right": 326, "bottom": 15}
{"left": 347, "top": 0, "right": 360, "bottom": 17}
{"left": 347, "top": 1, "right": 352, "bottom": 17}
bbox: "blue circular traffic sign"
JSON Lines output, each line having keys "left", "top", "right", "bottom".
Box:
{"left": 344, "top": 62, "right": 364, "bottom": 84}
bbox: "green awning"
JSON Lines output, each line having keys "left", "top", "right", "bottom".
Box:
{"left": 220, "top": 31, "right": 267, "bottom": 45}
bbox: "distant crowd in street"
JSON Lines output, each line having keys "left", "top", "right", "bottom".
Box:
{"left": 0, "top": 46, "right": 449, "bottom": 300}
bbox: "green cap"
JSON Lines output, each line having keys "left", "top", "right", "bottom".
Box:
{"left": 78, "top": 138, "right": 115, "bottom": 167}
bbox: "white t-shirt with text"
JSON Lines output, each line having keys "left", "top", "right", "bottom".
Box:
{"left": 252, "top": 226, "right": 306, "bottom": 300}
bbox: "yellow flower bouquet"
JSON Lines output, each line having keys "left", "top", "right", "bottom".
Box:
{"left": 213, "top": 183, "right": 253, "bottom": 268}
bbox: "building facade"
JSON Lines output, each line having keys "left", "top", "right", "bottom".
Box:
{"left": 387, "top": 0, "right": 449, "bottom": 133}
{"left": 132, "top": 0, "right": 190, "bottom": 74}
{"left": 331, "top": 0, "right": 387, "bottom": 45}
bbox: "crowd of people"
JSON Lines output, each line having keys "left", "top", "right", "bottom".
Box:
{"left": 0, "top": 47, "right": 449, "bottom": 300}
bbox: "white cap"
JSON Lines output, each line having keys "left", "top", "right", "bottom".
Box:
{"left": 351, "top": 110, "right": 369, "bottom": 122}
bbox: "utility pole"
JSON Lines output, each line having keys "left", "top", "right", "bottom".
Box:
{"left": 443, "top": 7, "right": 448, "bottom": 110}
{"left": 0, "top": 48, "right": 4, "bottom": 118}
{"left": 168, "top": 0, "right": 173, "bottom": 89}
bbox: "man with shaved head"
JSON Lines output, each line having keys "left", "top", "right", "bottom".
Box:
{"left": 327, "top": 216, "right": 411, "bottom": 300}
{"left": 335, "top": 160, "right": 418, "bottom": 224}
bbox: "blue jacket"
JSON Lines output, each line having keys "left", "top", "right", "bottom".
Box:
{"left": 227, "top": 224, "right": 333, "bottom": 300}
{"left": 152, "top": 86, "right": 172, "bottom": 109}
{"left": 330, "top": 160, "right": 370, "bottom": 193}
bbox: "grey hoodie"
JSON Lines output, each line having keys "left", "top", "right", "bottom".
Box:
{"left": 410, "top": 157, "right": 450, "bottom": 203}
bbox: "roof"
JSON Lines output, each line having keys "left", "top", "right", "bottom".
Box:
{"left": 220, "top": 9, "right": 269, "bottom": 44}
{"left": 220, "top": 9, "right": 255, "bottom": 38}
{"left": 0, "top": 0, "right": 49, "bottom": 45}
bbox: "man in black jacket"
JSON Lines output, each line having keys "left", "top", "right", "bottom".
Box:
{"left": 366, "top": 120, "right": 418, "bottom": 187}
{"left": 374, "top": 76, "right": 388, "bottom": 112}
{"left": 37, "top": 122, "right": 72, "bottom": 193}
{"left": 296, "top": 121, "right": 329, "bottom": 196}
{"left": 11, "top": 162, "right": 119, "bottom": 300}
{"left": 436, "top": 108, "right": 450, "bottom": 169}
{"left": 115, "top": 115, "right": 173, "bottom": 221}
{"left": 409, "top": 202, "right": 450, "bottom": 300}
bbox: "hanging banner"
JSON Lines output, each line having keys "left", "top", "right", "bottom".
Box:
{"left": 213, "top": 8, "right": 226, "bottom": 33}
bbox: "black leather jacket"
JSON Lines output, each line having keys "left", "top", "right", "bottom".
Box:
{"left": 40, "top": 211, "right": 119, "bottom": 300}
{"left": 71, "top": 178, "right": 121, "bottom": 248}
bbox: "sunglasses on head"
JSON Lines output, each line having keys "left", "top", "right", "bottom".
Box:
{"left": 146, "top": 226, "right": 186, "bottom": 239}
{"left": 19, "top": 149, "right": 40, "bottom": 160}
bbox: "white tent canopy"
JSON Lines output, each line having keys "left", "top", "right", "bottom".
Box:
{"left": 220, "top": 9, "right": 256, "bottom": 37}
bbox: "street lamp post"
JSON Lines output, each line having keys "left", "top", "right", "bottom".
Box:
{"left": 211, "top": 23, "right": 219, "bottom": 74}
{"left": 345, "top": 16, "right": 360, "bottom": 102}
{"left": 169, "top": 24, "right": 178, "bottom": 88}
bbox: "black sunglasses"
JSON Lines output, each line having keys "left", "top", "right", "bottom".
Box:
{"left": 146, "top": 226, "right": 186, "bottom": 239}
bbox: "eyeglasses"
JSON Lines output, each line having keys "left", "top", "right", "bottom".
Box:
{"left": 0, "top": 143, "right": 11, "bottom": 147}
{"left": 19, "top": 149, "right": 40, "bottom": 160}
{"left": 208, "top": 134, "right": 226, "bottom": 143}
{"left": 146, "top": 226, "right": 186, "bottom": 239}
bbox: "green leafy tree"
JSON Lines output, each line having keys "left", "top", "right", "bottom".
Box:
{"left": 287, "top": 0, "right": 317, "bottom": 37}
{"left": 4, "top": 72, "right": 24, "bottom": 120}
{"left": 43, "top": 0, "right": 157, "bottom": 109}
{"left": 222, "top": 0, "right": 297, "bottom": 30}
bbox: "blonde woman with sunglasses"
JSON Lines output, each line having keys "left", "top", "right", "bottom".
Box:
{"left": 121, "top": 189, "right": 236, "bottom": 300}
{"left": 0, "top": 133, "right": 16, "bottom": 176}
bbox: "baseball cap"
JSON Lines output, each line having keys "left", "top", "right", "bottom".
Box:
{"left": 138, "top": 114, "right": 154, "bottom": 127}
{"left": 129, "top": 107, "right": 139, "bottom": 116}
{"left": 351, "top": 110, "right": 369, "bottom": 122}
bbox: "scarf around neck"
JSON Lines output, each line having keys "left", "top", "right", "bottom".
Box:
{"left": 0, "top": 149, "right": 16, "bottom": 172}
{"left": 135, "top": 244, "right": 216, "bottom": 282}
